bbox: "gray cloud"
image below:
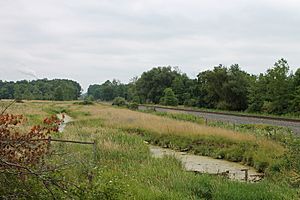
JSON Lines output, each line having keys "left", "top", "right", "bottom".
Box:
{"left": 17, "top": 65, "right": 39, "bottom": 79}
{"left": 0, "top": 0, "right": 299, "bottom": 90}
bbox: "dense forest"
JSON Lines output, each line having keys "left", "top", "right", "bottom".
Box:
{"left": 87, "top": 59, "right": 300, "bottom": 115}
{"left": 0, "top": 79, "right": 81, "bottom": 101}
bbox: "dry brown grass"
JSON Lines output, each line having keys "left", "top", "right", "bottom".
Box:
{"left": 80, "top": 105, "right": 285, "bottom": 155}
{"left": 89, "top": 106, "right": 255, "bottom": 141}
{"left": 3, "top": 101, "right": 285, "bottom": 157}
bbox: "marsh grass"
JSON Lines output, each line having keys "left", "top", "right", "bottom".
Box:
{"left": 56, "top": 116, "right": 298, "bottom": 199}
{"left": 100, "top": 107, "right": 257, "bottom": 141}
{"left": 87, "top": 106, "right": 286, "bottom": 173}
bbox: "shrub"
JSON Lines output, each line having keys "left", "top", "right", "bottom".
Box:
{"left": 128, "top": 102, "right": 139, "bottom": 110}
{"left": 132, "top": 96, "right": 141, "bottom": 104}
{"left": 184, "top": 98, "right": 197, "bottom": 107}
{"left": 159, "top": 88, "right": 178, "bottom": 106}
{"left": 0, "top": 113, "right": 65, "bottom": 199}
{"left": 75, "top": 100, "right": 94, "bottom": 105}
{"left": 112, "top": 97, "right": 127, "bottom": 106}
{"left": 15, "top": 98, "right": 24, "bottom": 103}
{"left": 262, "top": 101, "right": 273, "bottom": 114}
{"left": 74, "top": 95, "right": 94, "bottom": 105}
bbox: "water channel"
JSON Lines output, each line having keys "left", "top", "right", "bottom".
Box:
{"left": 150, "top": 145, "right": 263, "bottom": 182}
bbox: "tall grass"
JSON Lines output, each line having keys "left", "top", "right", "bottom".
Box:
{"left": 58, "top": 116, "right": 298, "bottom": 199}
{"left": 85, "top": 106, "right": 286, "bottom": 173}
{"left": 141, "top": 109, "right": 294, "bottom": 140}
{"left": 97, "top": 107, "right": 258, "bottom": 141}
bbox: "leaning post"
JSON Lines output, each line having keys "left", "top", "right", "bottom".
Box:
{"left": 241, "top": 169, "right": 249, "bottom": 182}
{"left": 93, "top": 140, "right": 97, "bottom": 164}
{"left": 47, "top": 136, "right": 52, "bottom": 152}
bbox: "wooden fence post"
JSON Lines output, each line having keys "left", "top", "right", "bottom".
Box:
{"left": 241, "top": 169, "right": 248, "bottom": 181}
{"left": 93, "top": 140, "right": 97, "bottom": 163}
{"left": 47, "top": 136, "right": 52, "bottom": 152}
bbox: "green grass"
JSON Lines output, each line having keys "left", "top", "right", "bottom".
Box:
{"left": 43, "top": 104, "right": 91, "bottom": 119}
{"left": 43, "top": 104, "right": 72, "bottom": 115}
{"left": 25, "top": 113, "right": 44, "bottom": 125}
{"left": 140, "top": 109, "right": 205, "bottom": 124}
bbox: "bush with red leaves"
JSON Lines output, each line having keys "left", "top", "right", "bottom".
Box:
{"left": 0, "top": 114, "right": 61, "bottom": 170}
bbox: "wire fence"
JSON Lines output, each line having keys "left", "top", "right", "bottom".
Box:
{"left": 0, "top": 137, "right": 97, "bottom": 162}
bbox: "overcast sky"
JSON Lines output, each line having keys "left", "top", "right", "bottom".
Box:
{"left": 0, "top": 0, "right": 300, "bottom": 91}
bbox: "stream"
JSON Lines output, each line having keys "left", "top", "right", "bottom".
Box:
{"left": 149, "top": 145, "right": 263, "bottom": 182}
{"left": 57, "top": 114, "right": 73, "bottom": 132}
{"left": 55, "top": 113, "right": 263, "bottom": 182}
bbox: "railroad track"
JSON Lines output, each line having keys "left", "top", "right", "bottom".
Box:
{"left": 138, "top": 105, "right": 300, "bottom": 134}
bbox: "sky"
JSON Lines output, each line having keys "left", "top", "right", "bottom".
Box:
{"left": 0, "top": 0, "right": 300, "bottom": 91}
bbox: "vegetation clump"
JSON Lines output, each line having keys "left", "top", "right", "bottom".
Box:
{"left": 159, "top": 88, "right": 179, "bottom": 106}
{"left": 127, "top": 102, "right": 139, "bottom": 110}
{"left": 75, "top": 100, "right": 94, "bottom": 105}
{"left": 74, "top": 96, "right": 94, "bottom": 105}
{"left": 112, "top": 97, "right": 127, "bottom": 106}
{"left": 0, "top": 111, "right": 68, "bottom": 199}
{"left": 15, "top": 98, "right": 24, "bottom": 103}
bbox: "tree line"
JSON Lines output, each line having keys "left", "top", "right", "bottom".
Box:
{"left": 0, "top": 79, "right": 81, "bottom": 101}
{"left": 87, "top": 59, "right": 300, "bottom": 115}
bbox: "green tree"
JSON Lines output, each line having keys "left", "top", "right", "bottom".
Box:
{"left": 264, "top": 59, "right": 293, "bottom": 114}
{"left": 54, "top": 86, "right": 64, "bottom": 101}
{"left": 171, "top": 75, "right": 191, "bottom": 105}
{"left": 248, "top": 59, "right": 294, "bottom": 114}
{"left": 87, "top": 80, "right": 127, "bottom": 101}
{"left": 136, "top": 66, "right": 182, "bottom": 103}
{"left": 196, "top": 65, "right": 228, "bottom": 109}
{"left": 160, "top": 88, "right": 178, "bottom": 106}
{"left": 290, "top": 68, "right": 300, "bottom": 113}
{"left": 126, "top": 77, "right": 139, "bottom": 102}
{"left": 13, "top": 85, "right": 22, "bottom": 100}
{"left": 222, "top": 65, "right": 253, "bottom": 110}
{"left": 290, "top": 86, "right": 300, "bottom": 113}
{"left": 247, "top": 74, "right": 268, "bottom": 112}
{"left": 87, "top": 84, "right": 102, "bottom": 100}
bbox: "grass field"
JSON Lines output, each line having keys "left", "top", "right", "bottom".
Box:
{"left": 1, "top": 100, "right": 299, "bottom": 199}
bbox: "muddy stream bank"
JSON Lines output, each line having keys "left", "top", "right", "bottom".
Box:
{"left": 149, "top": 145, "right": 263, "bottom": 182}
